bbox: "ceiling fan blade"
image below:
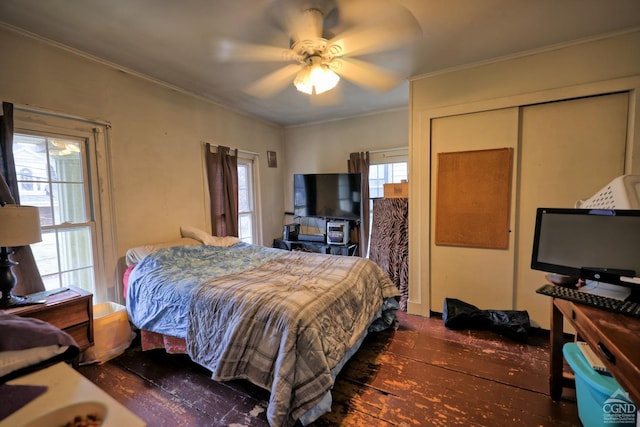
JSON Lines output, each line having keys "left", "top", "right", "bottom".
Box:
{"left": 269, "top": 0, "right": 335, "bottom": 42}
{"left": 327, "top": 11, "right": 421, "bottom": 58}
{"left": 331, "top": 57, "right": 402, "bottom": 92}
{"left": 244, "top": 63, "right": 303, "bottom": 98}
{"left": 213, "top": 39, "right": 296, "bottom": 62}
{"left": 290, "top": 8, "right": 324, "bottom": 42}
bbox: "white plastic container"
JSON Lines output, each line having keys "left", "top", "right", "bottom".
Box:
{"left": 80, "top": 302, "right": 135, "bottom": 365}
{"left": 576, "top": 174, "right": 640, "bottom": 209}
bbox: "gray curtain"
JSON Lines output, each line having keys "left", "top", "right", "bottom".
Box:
{"left": 0, "top": 102, "right": 45, "bottom": 295}
{"left": 205, "top": 143, "right": 239, "bottom": 237}
{"left": 348, "top": 151, "right": 370, "bottom": 257}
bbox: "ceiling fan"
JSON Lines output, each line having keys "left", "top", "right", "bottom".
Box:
{"left": 214, "top": 0, "right": 422, "bottom": 99}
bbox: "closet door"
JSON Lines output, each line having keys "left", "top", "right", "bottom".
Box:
{"left": 517, "top": 93, "right": 629, "bottom": 329}
{"left": 429, "top": 93, "right": 629, "bottom": 320}
{"left": 430, "top": 108, "right": 520, "bottom": 311}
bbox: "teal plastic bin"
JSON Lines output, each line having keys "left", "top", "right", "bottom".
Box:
{"left": 563, "top": 343, "right": 638, "bottom": 427}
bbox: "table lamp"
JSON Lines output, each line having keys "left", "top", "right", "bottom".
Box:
{"left": 0, "top": 204, "right": 42, "bottom": 308}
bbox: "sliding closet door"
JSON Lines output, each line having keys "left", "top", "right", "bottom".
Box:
{"left": 517, "top": 93, "right": 629, "bottom": 328}
{"left": 430, "top": 108, "right": 520, "bottom": 311}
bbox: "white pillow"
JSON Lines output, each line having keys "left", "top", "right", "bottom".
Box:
{"left": 179, "top": 225, "right": 211, "bottom": 243}
{"left": 203, "top": 235, "right": 242, "bottom": 247}
{"left": 180, "top": 225, "right": 241, "bottom": 247}
{"left": 125, "top": 237, "right": 201, "bottom": 266}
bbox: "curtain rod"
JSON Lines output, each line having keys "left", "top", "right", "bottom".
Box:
{"left": 13, "top": 104, "right": 111, "bottom": 127}
{"left": 203, "top": 141, "right": 259, "bottom": 157}
{"left": 369, "top": 146, "right": 408, "bottom": 154}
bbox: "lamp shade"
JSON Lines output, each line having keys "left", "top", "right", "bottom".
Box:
{"left": 0, "top": 205, "right": 42, "bottom": 247}
{"left": 293, "top": 66, "right": 313, "bottom": 95}
{"left": 294, "top": 56, "right": 340, "bottom": 95}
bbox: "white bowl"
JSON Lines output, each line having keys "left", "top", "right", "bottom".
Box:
{"left": 23, "top": 401, "right": 107, "bottom": 427}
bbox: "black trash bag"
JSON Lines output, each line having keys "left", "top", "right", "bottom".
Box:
{"left": 442, "top": 298, "right": 530, "bottom": 343}
{"left": 442, "top": 298, "right": 488, "bottom": 329}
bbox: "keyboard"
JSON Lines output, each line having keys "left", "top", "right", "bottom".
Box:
{"left": 536, "top": 284, "right": 640, "bottom": 318}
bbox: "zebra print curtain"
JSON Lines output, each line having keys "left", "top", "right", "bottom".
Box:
{"left": 369, "top": 197, "right": 409, "bottom": 310}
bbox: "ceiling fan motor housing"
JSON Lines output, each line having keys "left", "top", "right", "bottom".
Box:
{"left": 289, "top": 0, "right": 341, "bottom": 66}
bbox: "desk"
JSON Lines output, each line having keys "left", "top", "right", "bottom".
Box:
{"left": 0, "top": 362, "right": 145, "bottom": 426}
{"left": 550, "top": 298, "right": 640, "bottom": 405}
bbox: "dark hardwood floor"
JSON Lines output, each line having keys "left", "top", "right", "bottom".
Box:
{"left": 78, "top": 311, "right": 580, "bottom": 426}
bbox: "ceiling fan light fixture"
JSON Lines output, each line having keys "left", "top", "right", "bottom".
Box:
{"left": 294, "top": 56, "right": 339, "bottom": 95}
{"left": 293, "top": 65, "right": 313, "bottom": 94}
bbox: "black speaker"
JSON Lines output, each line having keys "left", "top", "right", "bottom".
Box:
{"left": 283, "top": 223, "right": 299, "bottom": 240}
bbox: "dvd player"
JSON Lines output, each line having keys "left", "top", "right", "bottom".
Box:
{"left": 297, "top": 233, "right": 326, "bottom": 243}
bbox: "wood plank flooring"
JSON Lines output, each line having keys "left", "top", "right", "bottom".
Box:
{"left": 77, "top": 311, "right": 580, "bottom": 426}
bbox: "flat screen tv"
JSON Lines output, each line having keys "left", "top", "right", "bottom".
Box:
{"left": 294, "top": 173, "right": 362, "bottom": 221}
{"left": 531, "top": 208, "right": 640, "bottom": 287}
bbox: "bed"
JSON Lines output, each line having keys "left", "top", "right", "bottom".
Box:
{"left": 123, "top": 228, "right": 400, "bottom": 427}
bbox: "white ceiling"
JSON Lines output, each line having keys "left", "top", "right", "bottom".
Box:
{"left": 1, "top": 0, "right": 640, "bottom": 127}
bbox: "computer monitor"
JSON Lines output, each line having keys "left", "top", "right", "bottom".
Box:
{"left": 531, "top": 208, "right": 640, "bottom": 288}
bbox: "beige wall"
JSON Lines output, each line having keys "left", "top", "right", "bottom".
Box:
{"left": 409, "top": 29, "right": 640, "bottom": 318}
{"left": 411, "top": 30, "right": 640, "bottom": 113}
{"left": 0, "top": 26, "right": 285, "bottom": 257}
{"left": 283, "top": 109, "right": 409, "bottom": 214}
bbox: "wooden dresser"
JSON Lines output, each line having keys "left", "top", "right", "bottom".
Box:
{"left": 2, "top": 286, "right": 94, "bottom": 351}
{"left": 550, "top": 298, "right": 640, "bottom": 405}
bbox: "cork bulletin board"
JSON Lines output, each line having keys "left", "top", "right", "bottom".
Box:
{"left": 435, "top": 147, "right": 513, "bottom": 249}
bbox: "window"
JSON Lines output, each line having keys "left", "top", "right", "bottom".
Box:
{"left": 368, "top": 148, "right": 409, "bottom": 199}
{"left": 14, "top": 133, "right": 94, "bottom": 292}
{"left": 236, "top": 154, "right": 261, "bottom": 244}
{"left": 13, "top": 109, "right": 114, "bottom": 302}
{"left": 369, "top": 162, "right": 408, "bottom": 198}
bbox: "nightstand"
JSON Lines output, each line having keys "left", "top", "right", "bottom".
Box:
{"left": 1, "top": 286, "right": 94, "bottom": 352}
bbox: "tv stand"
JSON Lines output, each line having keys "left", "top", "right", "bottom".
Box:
{"left": 273, "top": 238, "right": 358, "bottom": 256}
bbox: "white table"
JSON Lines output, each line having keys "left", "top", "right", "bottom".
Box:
{"left": 1, "top": 362, "right": 146, "bottom": 426}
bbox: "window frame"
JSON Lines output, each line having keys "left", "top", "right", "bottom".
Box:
{"left": 13, "top": 107, "right": 116, "bottom": 303}
{"left": 237, "top": 153, "right": 262, "bottom": 244}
